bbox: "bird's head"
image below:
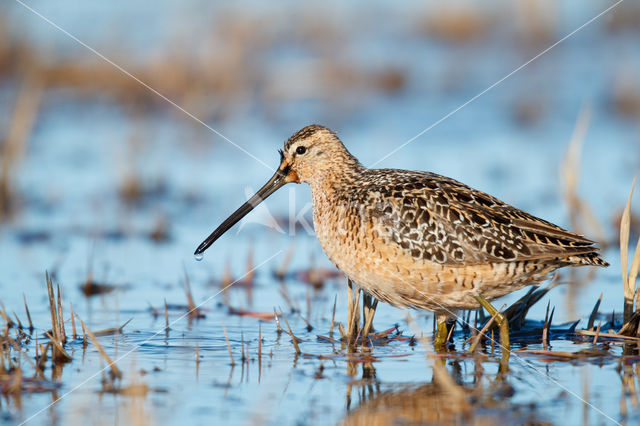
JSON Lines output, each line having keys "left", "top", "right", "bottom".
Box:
{"left": 194, "top": 124, "right": 355, "bottom": 257}
{"left": 278, "top": 124, "right": 354, "bottom": 185}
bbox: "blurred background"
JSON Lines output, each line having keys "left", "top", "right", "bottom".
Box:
{"left": 1, "top": 0, "right": 638, "bottom": 311}
{"left": 1, "top": 1, "right": 640, "bottom": 424}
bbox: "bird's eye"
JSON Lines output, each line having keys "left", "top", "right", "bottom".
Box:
{"left": 296, "top": 146, "right": 307, "bottom": 155}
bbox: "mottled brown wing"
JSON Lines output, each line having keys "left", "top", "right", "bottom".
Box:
{"left": 365, "top": 169, "right": 600, "bottom": 266}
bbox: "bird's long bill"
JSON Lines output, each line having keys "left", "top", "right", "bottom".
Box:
{"left": 194, "top": 164, "right": 289, "bottom": 256}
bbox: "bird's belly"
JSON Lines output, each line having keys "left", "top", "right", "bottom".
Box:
{"left": 314, "top": 213, "right": 552, "bottom": 312}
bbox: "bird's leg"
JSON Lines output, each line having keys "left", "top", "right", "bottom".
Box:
{"left": 361, "top": 293, "right": 378, "bottom": 338}
{"left": 347, "top": 279, "right": 361, "bottom": 341}
{"left": 434, "top": 313, "right": 450, "bottom": 348}
{"left": 474, "top": 294, "right": 510, "bottom": 352}
{"left": 362, "top": 293, "right": 371, "bottom": 331}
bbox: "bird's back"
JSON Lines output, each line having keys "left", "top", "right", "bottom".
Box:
{"left": 358, "top": 168, "right": 606, "bottom": 267}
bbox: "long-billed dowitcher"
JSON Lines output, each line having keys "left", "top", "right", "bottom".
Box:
{"left": 195, "top": 125, "right": 608, "bottom": 346}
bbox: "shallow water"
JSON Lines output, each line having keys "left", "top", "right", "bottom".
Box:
{"left": 1, "top": 1, "right": 640, "bottom": 425}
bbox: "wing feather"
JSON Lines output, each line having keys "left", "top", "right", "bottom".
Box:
{"left": 364, "top": 169, "right": 604, "bottom": 266}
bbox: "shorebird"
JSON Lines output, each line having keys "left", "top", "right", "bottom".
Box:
{"left": 195, "top": 125, "right": 608, "bottom": 347}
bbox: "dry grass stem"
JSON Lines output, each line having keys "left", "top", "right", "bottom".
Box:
{"left": 45, "top": 272, "right": 60, "bottom": 342}
{"left": 182, "top": 268, "right": 203, "bottom": 319}
{"left": 445, "top": 319, "right": 455, "bottom": 344}
{"left": 621, "top": 177, "right": 640, "bottom": 306}
{"left": 93, "top": 318, "right": 132, "bottom": 336}
{"left": 338, "top": 322, "right": 347, "bottom": 339}
{"left": 258, "top": 324, "right": 262, "bottom": 363}
{"left": 587, "top": 294, "right": 602, "bottom": 330}
{"left": 12, "top": 312, "right": 22, "bottom": 330}
{"left": 221, "top": 321, "right": 235, "bottom": 366}
{"left": 241, "top": 332, "right": 246, "bottom": 363}
{"left": 78, "top": 317, "right": 122, "bottom": 379}
{"left": 44, "top": 332, "right": 72, "bottom": 361}
{"left": 258, "top": 324, "right": 262, "bottom": 383}
{"left": 56, "top": 285, "right": 66, "bottom": 343}
{"left": 279, "top": 310, "right": 301, "bottom": 355}
{"left": 82, "top": 321, "right": 87, "bottom": 347}
{"left": 164, "top": 299, "right": 169, "bottom": 333}
{"left": 70, "top": 303, "right": 77, "bottom": 340}
{"left": 542, "top": 301, "right": 551, "bottom": 350}
{"left": 593, "top": 321, "right": 602, "bottom": 345}
{"left": 45, "top": 272, "right": 70, "bottom": 361}
{"left": 184, "top": 268, "right": 198, "bottom": 317}
{"left": 329, "top": 295, "right": 337, "bottom": 338}
{"left": 22, "top": 294, "right": 33, "bottom": 332}
{"left": 545, "top": 306, "right": 555, "bottom": 350}
{"left": 306, "top": 289, "right": 311, "bottom": 325}
{"left": 576, "top": 329, "right": 640, "bottom": 341}
{"left": 621, "top": 178, "right": 634, "bottom": 299}
{"left": 0, "top": 304, "right": 13, "bottom": 328}
{"left": 273, "top": 309, "right": 282, "bottom": 334}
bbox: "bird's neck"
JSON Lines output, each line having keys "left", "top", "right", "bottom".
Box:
{"left": 308, "top": 156, "right": 365, "bottom": 200}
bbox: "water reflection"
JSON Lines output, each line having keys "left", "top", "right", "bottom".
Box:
{"left": 342, "top": 357, "right": 541, "bottom": 425}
